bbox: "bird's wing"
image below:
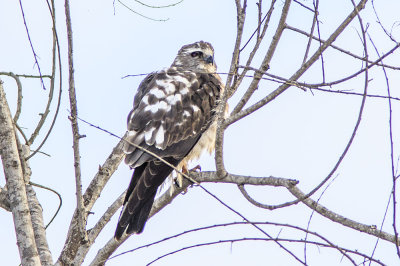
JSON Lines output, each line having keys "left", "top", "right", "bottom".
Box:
{"left": 115, "top": 68, "right": 223, "bottom": 239}
{"left": 123, "top": 67, "right": 222, "bottom": 168}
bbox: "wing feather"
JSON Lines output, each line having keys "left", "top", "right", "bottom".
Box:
{"left": 123, "top": 68, "right": 223, "bottom": 168}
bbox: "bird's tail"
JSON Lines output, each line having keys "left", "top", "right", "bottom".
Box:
{"left": 114, "top": 159, "right": 178, "bottom": 240}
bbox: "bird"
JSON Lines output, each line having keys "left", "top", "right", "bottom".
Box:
{"left": 114, "top": 41, "right": 226, "bottom": 240}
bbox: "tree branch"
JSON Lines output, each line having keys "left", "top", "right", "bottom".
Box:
{"left": 225, "top": 0, "right": 368, "bottom": 127}
{"left": 231, "top": 0, "right": 291, "bottom": 115}
{"left": 56, "top": 138, "right": 125, "bottom": 265}
{"left": 287, "top": 185, "right": 399, "bottom": 245}
{"left": 18, "top": 145, "right": 53, "bottom": 265}
{"left": 0, "top": 81, "right": 40, "bottom": 265}
{"left": 26, "top": 184, "right": 53, "bottom": 265}
{"left": 65, "top": 0, "right": 87, "bottom": 245}
{"left": 0, "top": 186, "right": 10, "bottom": 211}
{"left": 111, "top": 222, "right": 383, "bottom": 265}
{"left": 192, "top": 171, "right": 399, "bottom": 246}
{"left": 73, "top": 192, "right": 125, "bottom": 265}
{"left": 285, "top": 25, "right": 400, "bottom": 70}
{"left": 90, "top": 169, "right": 399, "bottom": 264}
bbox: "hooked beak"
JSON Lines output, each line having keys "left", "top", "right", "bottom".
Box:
{"left": 205, "top": 55, "right": 214, "bottom": 64}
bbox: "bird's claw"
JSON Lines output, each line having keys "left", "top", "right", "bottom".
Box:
{"left": 189, "top": 165, "right": 201, "bottom": 172}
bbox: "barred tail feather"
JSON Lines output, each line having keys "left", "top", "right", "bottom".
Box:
{"left": 114, "top": 158, "right": 179, "bottom": 240}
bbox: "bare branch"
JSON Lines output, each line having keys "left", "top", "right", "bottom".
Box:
{"left": 19, "top": 145, "right": 53, "bottom": 265}
{"left": 367, "top": 29, "right": 400, "bottom": 257}
{"left": 29, "top": 181, "right": 62, "bottom": 229}
{"left": 73, "top": 192, "right": 125, "bottom": 265}
{"left": 0, "top": 186, "right": 10, "bottom": 211}
{"left": 17, "top": 0, "right": 46, "bottom": 90}
{"left": 231, "top": 0, "right": 291, "bottom": 115}
{"left": 309, "top": 87, "right": 400, "bottom": 101}
{"left": 57, "top": 138, "right": 124, "bottom": 265}
{"left": 287, "top": 185, "right": 399, "bottom": 245}
{"left": 233, "top": 0, "right": 276, "bottom": 93}
{"left": 26, "top": 15, "right": 57, "bottom": 146}
{"left": 293, "top": 0, "right": 314, "bottom": 12}
{"left": 225, "top": 0, "right": 368, "bottom": 127}
{"left": 0, "top": 81, "right": 40, "bottom": 265}
{"left": 65, "top": 0, "right": 87, "bottom": 244}
{"left": 117, "top": 0, "right": 169, "bottom": 21}
{"left": 147, "top": 238, "right": 372, "bottom": 266}
{"left": 371, "top": 0, "right": 398, "bottom": 43}
{"left": 26, "top": 184, "right": 53, "bottom": 265}
{"left": 191, "top": 171, "right": 399, "bottom": 245}
{"left": 132, "top": 0, "right": 183, "bottom": 9}
{"left": 0, "top": 72, "right": 24, "bottom": 124}
{"left": 214, "top": 0, "right": 247, "bottom": 177}
{"left": 301, "top": 0, "right": 319, "bottom": 65}
{"left": 111, "top": 222, "right": 384, "bottom": 265}
{"left": 285, "top": 25, "right": 400, "bottom": 70}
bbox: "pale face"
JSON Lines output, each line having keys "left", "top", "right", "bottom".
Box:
{"left": 172, "top": 41, "right": 217, "bottom": 72}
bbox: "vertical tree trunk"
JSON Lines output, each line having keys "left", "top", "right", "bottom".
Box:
{"left": 0, "top": 81, "right": 41, "bottom": 265}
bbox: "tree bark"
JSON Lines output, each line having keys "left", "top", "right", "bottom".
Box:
{"left": 0, "top": 81, "right": 40, "bottom": 265}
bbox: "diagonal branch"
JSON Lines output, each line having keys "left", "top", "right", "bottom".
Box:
{"left": 56, "top": 138, "right": 125, "bottom": 265}
{"left": 231, "top": 0, "right": 291, "bottom": 115}
{"left": 194, "top": 171, "right": 399, "bottom": 245}
{"left": 73, "top": 192, "right": 125, "bottom": 265}
{"left": 225, "top": 0, "right": 368, "bottom": 127}
{"left": 287, "top": 185, "right": 399, "bottom": 245}
{"left": 90, "top": 169, "right": 399, "bottom": 264}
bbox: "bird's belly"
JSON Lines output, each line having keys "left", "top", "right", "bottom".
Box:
{"left": 183, "top": 120, "right": 217, "bottom": 165}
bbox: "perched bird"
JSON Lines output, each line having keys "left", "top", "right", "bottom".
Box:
{"left": 114, "top": 41, "right": 226, "bottom": 240}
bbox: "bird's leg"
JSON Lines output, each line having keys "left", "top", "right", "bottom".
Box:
{"left": 176, "top": 164, "right": 188, "bottom": 188}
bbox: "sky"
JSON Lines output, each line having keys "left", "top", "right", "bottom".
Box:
{"left": 1, "top": 0, "right": 400, "bottom": 265}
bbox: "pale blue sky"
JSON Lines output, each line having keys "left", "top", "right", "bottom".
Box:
{"left": 1, "top": 0, "right": 400, "bottom": 265}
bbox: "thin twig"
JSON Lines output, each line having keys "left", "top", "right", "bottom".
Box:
{"left": 231, "top": 0, "right": 369, "bottom": 212}
{"left": 286, "top": 25, "right": 400, "bottom": 70}
{"left": 29, "top": 181, "right": 62, "bottom": 229}
{"left": 302, "top": 0, "right": 318, "bottom": 65}
{"left": 117, "top": 0, "right": 169, "bottom": 21}
{"left": 225, "top": 0, "right": 369, "bottom": 127}
{"left": 146, "top": 238, "right": 374, "bottom": 266}
{"left": 191, "top": 171, "right": 400, "bottom": 245}
{"left": 65, "top": 0, "right": 87, "bottom": 243}
{"left": 214, "top": 0, "right": 247, "bottom": 177}
{"left": 78, "top": 116, "right": 305, "bottom": 265}
{"left": 18, "top": 0, "right": 46, "bottom": 90}
{"left": 367, "top": 29, "right": 400, "bottom": 258}
{"left": 132, "top": 0, "right": 183, "bottom": 9}
{"left": 233, "top": 0, "right": 276, "bottom": 95}
{"left": 232, "top": 0, "right": 291, "bottom": 115}
{"left": 304, "top": 175, "right": 338, "bottom": 264}
{"left": 0, "top": 72, "right": 23, "bottom": 122}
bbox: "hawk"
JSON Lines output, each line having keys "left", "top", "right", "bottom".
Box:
{"left": 115, "top": 41, "right": 226, "bottom": 240}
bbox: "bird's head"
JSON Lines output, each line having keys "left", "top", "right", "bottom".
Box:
{"left": 172, "top": 41, "right": 216, "bottom": 73}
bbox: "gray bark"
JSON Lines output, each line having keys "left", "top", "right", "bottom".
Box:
{"left": 0, "top": 81, "right": 41, "bottom": 265}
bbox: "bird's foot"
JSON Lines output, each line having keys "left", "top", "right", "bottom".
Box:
{"left": 189, "top": 164, "right": 201, "bottom": 172}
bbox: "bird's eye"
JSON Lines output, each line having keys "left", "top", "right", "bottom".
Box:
{"left": 191, "top": 51, "right": 203, "bottom": 57}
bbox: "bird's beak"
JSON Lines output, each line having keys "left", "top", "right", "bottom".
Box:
{"left": 205, "top": 55, "right": 214, "bottom": 65}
